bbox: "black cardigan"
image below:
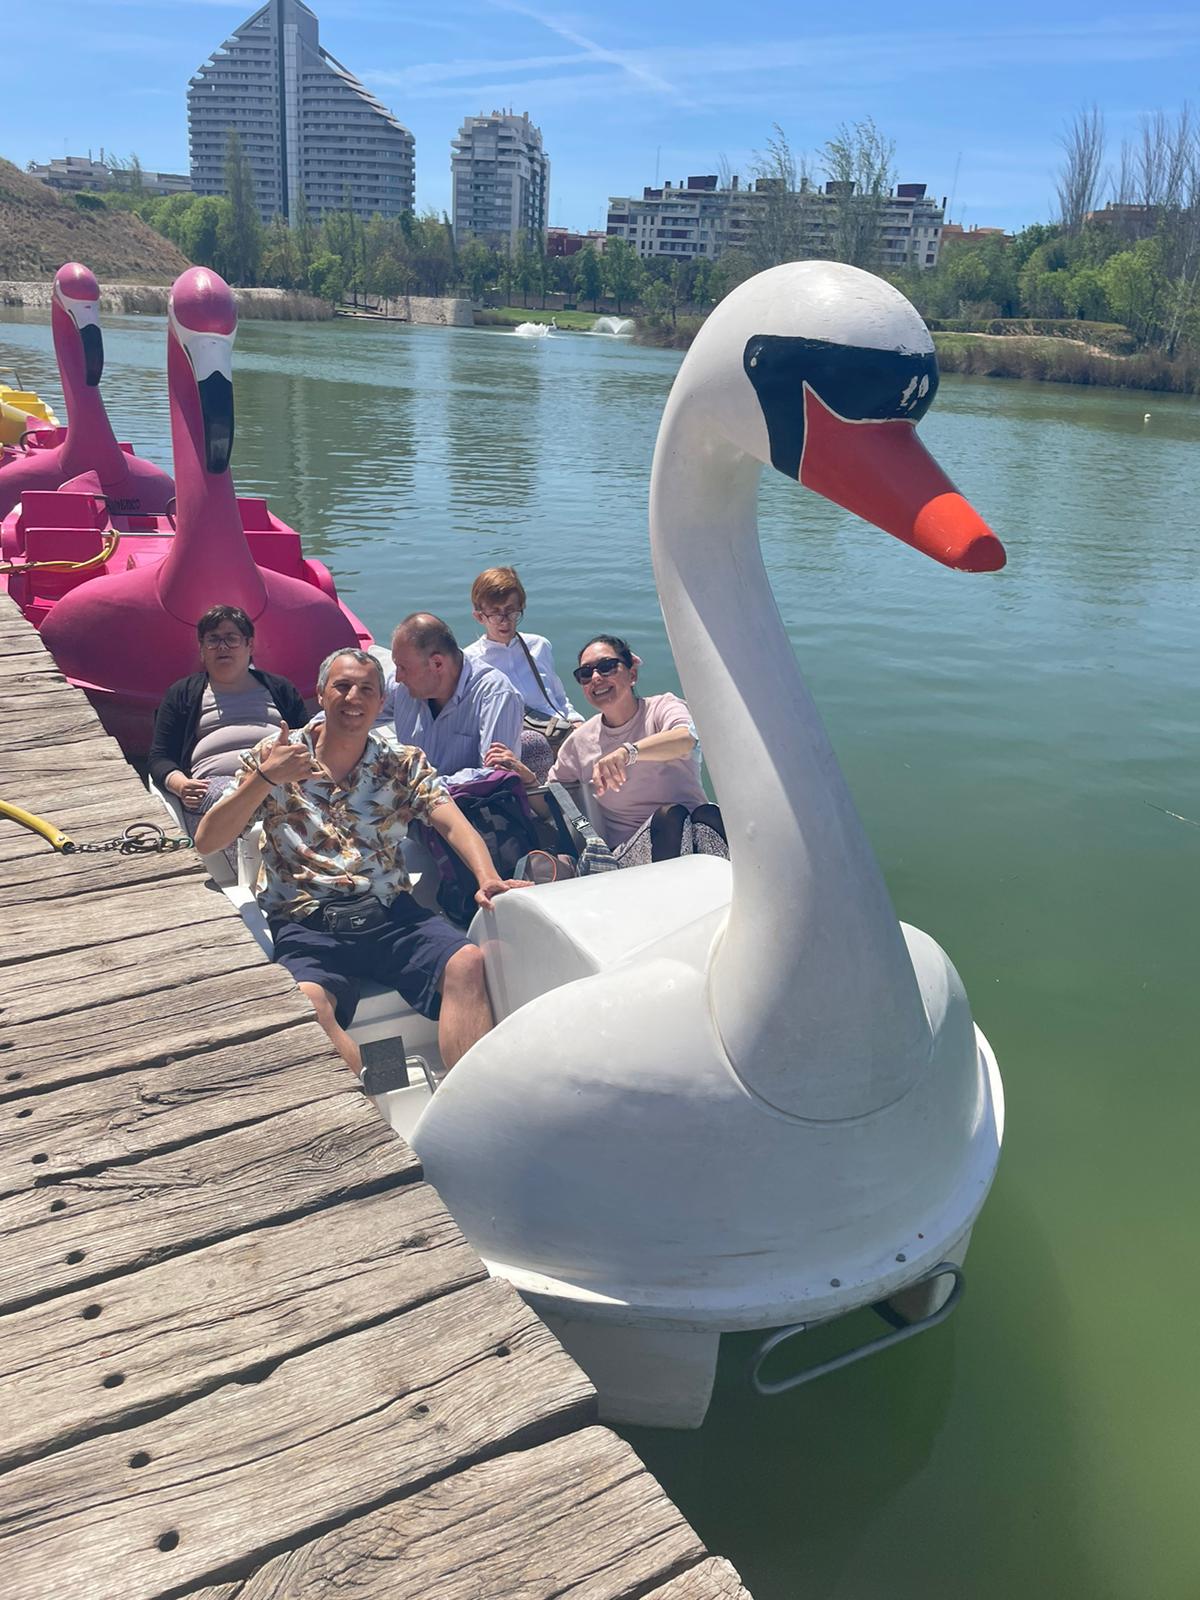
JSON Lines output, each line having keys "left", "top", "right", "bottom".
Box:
{"left": 148, "top": 668, "right": 309, "bottom": 788}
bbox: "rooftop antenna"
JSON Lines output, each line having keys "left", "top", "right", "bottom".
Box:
{"left": 947, "top": 150, "right": 961, "bottom": 224}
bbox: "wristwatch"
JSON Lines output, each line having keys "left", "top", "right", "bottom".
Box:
{"left": 622, "top": 741, "right": 640, "bottom": 767}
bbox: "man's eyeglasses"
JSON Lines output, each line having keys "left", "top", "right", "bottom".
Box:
{"left": 481, "top": 606, "right": 523, "bottom": 623}
{"left": 573, "top": 656, "right": 624, "bottom": 684}
{"left": 201, "top": 633, "right": 249, "bottom": 649}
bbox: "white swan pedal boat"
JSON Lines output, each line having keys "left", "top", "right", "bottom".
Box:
{"left": 174, "top": 260, "right": 1007, "bottom": 1430}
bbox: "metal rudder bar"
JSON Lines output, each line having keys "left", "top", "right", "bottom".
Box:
{"left": 749, "top": 1262, "right": 964, "bottom": 1397}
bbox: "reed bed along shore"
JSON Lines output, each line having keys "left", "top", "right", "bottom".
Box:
{"left": 633, "top": 316, "right": 1200, "bottom": 394}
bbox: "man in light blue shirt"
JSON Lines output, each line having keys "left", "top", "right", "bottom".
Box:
{"left": 381, "top": 613, "right": 523, "bottom": 785}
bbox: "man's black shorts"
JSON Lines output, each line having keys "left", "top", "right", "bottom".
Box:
{"left": 269, "top": 897, "right": 470, "bottom": 1029}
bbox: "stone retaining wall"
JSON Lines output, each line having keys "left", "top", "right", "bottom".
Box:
{"left": 0, "top": 282, "right": 332, "bottom": 320}
{"left": 352, "top": 294, "right": 474, "bottom": 327}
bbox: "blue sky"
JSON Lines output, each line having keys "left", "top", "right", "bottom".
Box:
{"left": 10, "top": 1, "right": 1200, "bottom": 233}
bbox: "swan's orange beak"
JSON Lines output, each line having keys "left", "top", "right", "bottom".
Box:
{"left": 800, "top": 388, "right": 1005, "bottom": 572}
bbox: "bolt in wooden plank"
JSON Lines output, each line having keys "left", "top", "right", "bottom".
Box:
{"left": 0, "top": 1277, "right": 595, "bottom": 1600}
{"left": 0, "top": 1023, "right": 344, "bottom": 1196}
{"left": 0, "top": 1183, "right": 483, "bottom": 1472}
{"left": 0, "top": 1094, "right": 419, "bottom": 1315}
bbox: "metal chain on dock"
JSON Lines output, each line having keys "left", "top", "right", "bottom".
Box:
{"left": 66, "top": 821, "right": 192, "bottom": 856}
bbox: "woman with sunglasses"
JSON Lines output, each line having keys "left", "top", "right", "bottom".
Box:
{"left": 486, "top": 634, "right": 727, "bottom": 867}
{"left": 149, "top": 603, "right": 307, "bottom": 833}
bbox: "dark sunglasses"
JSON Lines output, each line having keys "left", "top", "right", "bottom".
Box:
{"left": 573, "top": 656, "right": 624, "bottom": 684}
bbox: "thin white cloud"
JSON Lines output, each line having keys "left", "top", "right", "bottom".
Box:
{"left": 486, "top": 0, "right": 686, "bottom": 102}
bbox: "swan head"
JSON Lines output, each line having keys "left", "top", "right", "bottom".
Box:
{"left": 168, "top": 267, "right": 237, "bottom": 475}
{"left": 680, "top": 261, "right": 1004, "bottom": 572}
{"left": 53, "top": 262, "right": 103, "bottom": 386}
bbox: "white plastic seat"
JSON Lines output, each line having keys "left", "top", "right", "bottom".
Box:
{"left": 472, "top": 854, "right": 732, "bottom": 1021}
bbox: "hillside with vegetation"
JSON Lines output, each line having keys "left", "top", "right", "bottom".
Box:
{"left": 0, "top": 159, "right": 189, "bottom": 282}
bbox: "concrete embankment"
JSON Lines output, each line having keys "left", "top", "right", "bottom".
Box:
{"left": 338, "top": 293, "right": 474, "bottom": 327}
{"left": 0, "top": 280, "right": 332, "bottom": 320}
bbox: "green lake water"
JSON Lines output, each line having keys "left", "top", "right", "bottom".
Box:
{"left": 3, "top": 308, "right": 1197, "bottom": 1598}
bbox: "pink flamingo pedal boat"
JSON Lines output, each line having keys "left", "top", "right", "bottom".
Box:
{"left": 4, "top": 267, "right": 369, "bottom": 753}
{"left": 0, "top": 263, "right": 175, "bottom": 522}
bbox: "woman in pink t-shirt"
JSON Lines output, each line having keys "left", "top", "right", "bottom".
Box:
{"left": 486, "top": 634, "right": 727, "bottom": 867}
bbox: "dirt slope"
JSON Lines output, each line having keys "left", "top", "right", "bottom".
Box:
{"left": 0, "top": 159, "right": 190, "bottom": 282}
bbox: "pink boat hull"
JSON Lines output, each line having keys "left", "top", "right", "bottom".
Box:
{"left": 2, "top": 489, "right": 371, "bottom": 753}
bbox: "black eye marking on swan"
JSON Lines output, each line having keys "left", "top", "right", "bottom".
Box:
{"left": 743, "top": 336, "right": 939, "bottom": 478}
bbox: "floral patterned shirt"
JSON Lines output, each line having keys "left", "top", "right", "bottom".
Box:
{"left": 235, "top": 721, "right": 451, "bottom": 921}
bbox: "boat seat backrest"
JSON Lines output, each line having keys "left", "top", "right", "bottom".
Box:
{"left": 473, "top": 854, "right": 732, "bottom": 1021}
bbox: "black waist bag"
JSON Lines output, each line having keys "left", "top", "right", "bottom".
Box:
{"left": 320, "top": 892, "right": 388, "bottom": 937}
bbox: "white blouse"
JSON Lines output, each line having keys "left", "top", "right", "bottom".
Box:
{"left": 463, "top": 631, "right": 582, "bottom": 721}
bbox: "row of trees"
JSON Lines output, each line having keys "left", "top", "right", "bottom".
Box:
{"left": 887, "top": 106, "right": 1200, "bottom": 355}
{"left": 94, "top": 109, "right": 1200, "bottom": 356}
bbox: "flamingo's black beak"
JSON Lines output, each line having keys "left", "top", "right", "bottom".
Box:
{"left": 80, "top": 323, "right": 104, "bottom": 387}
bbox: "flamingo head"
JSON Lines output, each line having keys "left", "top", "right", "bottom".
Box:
{"left": 168, "top": 267, "right": 237, "bottom": 475}
{"left": 683, "top": 260, "right": 1004, "bottom": 572}
{"left": 53, "top": 263, "right": 103, "bottom": 386}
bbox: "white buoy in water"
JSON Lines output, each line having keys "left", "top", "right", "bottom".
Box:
{"left": 1144, "top": 413, "right": 1152, "bottom": 423}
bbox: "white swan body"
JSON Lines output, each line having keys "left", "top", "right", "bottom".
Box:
{"left": 413, "top": 262, "right": 1006, "bottom": 1427}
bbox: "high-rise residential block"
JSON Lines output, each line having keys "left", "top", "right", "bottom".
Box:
{"left": 451, "top": 111, "right": 549, "bottom": 249}
{"left": 606, "top": 176, "right": 945, "bottom": 270}
{"left": 188, "top": 0, "right": 415, "bottom": 223}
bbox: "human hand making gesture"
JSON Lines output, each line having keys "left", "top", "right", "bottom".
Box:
{"left": 257, "top": 723, "right": 319, "bottom": 787}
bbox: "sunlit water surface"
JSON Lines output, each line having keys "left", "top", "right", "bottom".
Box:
{"left": 3, "top": 309, "right": 1198, "bottom": 1599}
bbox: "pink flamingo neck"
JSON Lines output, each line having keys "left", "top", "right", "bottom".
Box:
{"left": 156, "top": 332, "right": 266, "bottom": 623}
{"left": 52, "top": 296, "right": 126, "bottom": 484}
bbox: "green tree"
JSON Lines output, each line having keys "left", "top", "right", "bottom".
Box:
{"left": 1100, "top": 239, "right": 1167, "bottom": 343}
{"left": 307, "top": 252, "right": 346, "bottom": 303}
{"left": 578, "top": 246, "right": 603, "bottom": 310}
{"left": 821, "top": 117, "right": 896, "bottom": 269}
{"left": 259, "top": 215, "right": 300, "bottom": 288}
{"left": 179, "top": 197, "right": 230, "bottom": 272}
{"left": 602, "top": 238, "right": 644, "bottom": 312}
{"left": 749, "top": 124, "right": 811, "bottom": 269}
{"left": 458, "top": 238, "right": 495, "bottom": 300}
{"left": 219, "top": 130, "right": 262, "bottom": 285}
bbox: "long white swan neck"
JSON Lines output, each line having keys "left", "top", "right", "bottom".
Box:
{"left": 649, "top": 389, "right": 930, "bottom": 1120}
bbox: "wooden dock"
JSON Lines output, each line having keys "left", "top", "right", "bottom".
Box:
{"left": 0, "top": 600, "right": 750, "bottom": 1600}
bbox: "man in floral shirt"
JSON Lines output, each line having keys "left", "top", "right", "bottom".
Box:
{"left": 196, "top": 648, "right": 527, "bottom": 1078}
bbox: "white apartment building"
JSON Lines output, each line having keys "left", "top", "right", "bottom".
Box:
{"left": 606, "top": 177, "right": 944, "bottom": 270}
{"left": 28, "top": 156, "right": 192, "bottom": 198}
{"left": 188, "top": 0, "right": 415, "bottom": 223}
{"left": 451, "top": 111, "right": 549, "bottom": 249}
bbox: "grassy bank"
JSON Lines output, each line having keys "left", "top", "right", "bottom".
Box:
{"left": 933, "top": 333, "right": 1200, "bottom": 394}
{"left": 634, "top": 313, "right": 1200, "bottom": 394}
{"left": 474, "top": 306, "right": 605, "bottom": 332}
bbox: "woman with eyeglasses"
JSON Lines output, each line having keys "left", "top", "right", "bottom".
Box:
{"left": 486, "top": 634, "right": 727, "bottom": 867}
{"left": 464, "top": 565, "right": 581, "bottom": 783}
{"left": 149, "top": 603, "right": 307, "bottom": 832}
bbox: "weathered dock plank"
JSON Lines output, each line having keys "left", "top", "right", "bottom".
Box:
{"left": 191, "top": 1426, "right": 709, "bottom": 1600}
{"left": 0, "top": 1094, "right": 418, "bottom": 1314}
{"left": 0, "top": 1024, "right": 346, "bottom": 1196}
{"left": 0, "top": 914, "right": 278, "bottom": 1028}
{"left": 1, "top": 1278, "right": 594, "bottom": 1600}
{"left": 0, "top": 1183, "right": 483, "bottom": 1472}
{"left": 0, "top": 960, "right": 311, "bottom": 1097}
{"left": 646, "top": 1558, "right": 756, "bottom": 1598}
